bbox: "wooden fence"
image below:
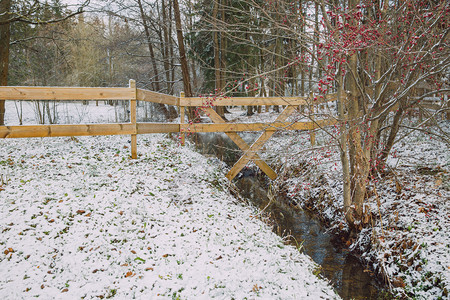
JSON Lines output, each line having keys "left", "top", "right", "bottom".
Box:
{"left": 0, "top": 79, "right": 338, "bottom": 180}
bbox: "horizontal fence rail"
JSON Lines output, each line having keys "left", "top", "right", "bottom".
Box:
{"left": 137, "top": 88, "right": 178, "bottom": 106}
{"left": 0, "top": 87, "right": 135, "bottom": 101}
{"left": 180, "top": 119, "right": 337, "bottom": 133}
{"left": 179, "top": 93, "right": 339, "bottom": 107}
{"left": 0, "top": 79, "right": 340, "bottom": 180}
{"left": 0, "top": 124, "right": 135, "bottom": 138}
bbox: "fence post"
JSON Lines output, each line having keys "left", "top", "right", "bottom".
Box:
{"left": 310, "top": 92, "right": 316, "bottom": 146}
{"left": 180, "top": 91, "right": 185, "bottom": 146}
{"left": 129, "top": 79, "right": 137, "bottom": 158}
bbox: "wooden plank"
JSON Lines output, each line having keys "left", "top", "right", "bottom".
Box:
{"left": 196, "top": 119, "right": 335, "bottom": 132}
{"left": 180, "top": 92, "right": 339, "bottom": 107}
{"left": 137, "top": 123, "right": 180, "bottom": 134}
{"left": 179, "top": 121, "right": 323, "bottom": 132}
{"left": 0, "top": 122, "right": 185, "bottom": 138}
{"left": 204, "top": 107, "right": 277, "bottom": 180}
{"left": 0, "top": 124, "right": 135, "bottom": 138}
{"left": 130, "top": 80, "right": 137, "bottom": 159}
{"left": 180, "top": 92, "right": 185, "bottom": 145}
{"left": 0, "top": 86, "right": 135, "bottom": 100}
{"left": 137, "top": 89, "right": 179, "bottom": 106}
{"left": 181, "top": 96, "right": 308, "bottom": 107}
{"left": 226, "top": 105, "right": 298, "bottom": 180}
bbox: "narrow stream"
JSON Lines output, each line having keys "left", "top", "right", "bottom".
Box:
{"left": 191, "top": 132, "right": 388, "bottom": 300}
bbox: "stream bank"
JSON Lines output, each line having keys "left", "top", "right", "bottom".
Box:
{"left": 190, "top": 132, "right": 391, "bottom": 299}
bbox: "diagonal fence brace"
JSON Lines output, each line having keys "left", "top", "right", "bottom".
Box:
{"left": 225, "top": 105, "right": 297, "bottom": 181}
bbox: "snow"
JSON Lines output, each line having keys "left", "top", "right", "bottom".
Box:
{"left": 258, "top": 113, "right": 449, "bottom": 299}
{"left": 0, "top": 112, "right": 339, "bottom": 299}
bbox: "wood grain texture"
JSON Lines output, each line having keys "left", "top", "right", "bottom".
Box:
{"left": 0, "top": 124, "right": 135, "bottom": 138}
{"left": 137, "top": 123, "right": 180, "bottom": 134}
{"left": 203, "top": 107, "right": 277, "bottom": 180}
{"left": 0, "top": 87, "right": 135, "bottom": 100}
{"left": 180, "top": 92, "right": 340, "bottom": 107}
{"left": 226, "top": 105, "right": 298, "bottom": 180}
{"left": 137, "top": 89, "right": 179, "bottom": 106}
{"left": 130, "top": 80, "right": 137, "bottom": 158}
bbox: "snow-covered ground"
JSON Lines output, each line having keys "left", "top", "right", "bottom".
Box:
{"left": 0, "top": 114, "right": 340, "bottom": 298}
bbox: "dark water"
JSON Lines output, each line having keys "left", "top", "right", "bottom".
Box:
{"left": 191, "top": 132, "right": 389, "bottom": 300}
{"left": 236, "top": 177, "right": 384, "bottom": 300}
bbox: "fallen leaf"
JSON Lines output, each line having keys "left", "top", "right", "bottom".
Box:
{"left": 435, "top": 178, "right": 442, "bottom": 187}
{"left": 61, "top": 288, "right": 68, "bottom": 293}
{"left": 76, "top": 210, "right": 85, "bottom": 215}
{"left": 392, "top": 277, "right": 405, "bottom": 288}
{"left": 125, "top": 271, "right": 134, "bottom": 278}
{"left": 145, "top": 267, "right": 153, "bottom": 271}
{"left": 131, "top": 250, "right": 137, "bottom": 254}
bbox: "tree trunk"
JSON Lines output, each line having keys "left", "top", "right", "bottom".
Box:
{"left": 173, "top": 0, "right": 194, "bottom": 120}
{"left": 337, "top": 70, "right": 352, "bottom": 224}
{"left": 345, "top": 0, "right": 369, "bottom": 227}
{"left": 137, "top": 0, "right": 160, "bottom": 92}
{"left": 213, "top": 0, "right": 224, "bottom": 117}
{"left": 161, "top": 0, "right": 172, "bottom": 94}
{"left": 0, "top": 0, "right": 11, "bottom": 125}
{"left": 379, "top": 106, "right": 403, "bottom": 168}
{"left": 137, "top": 0, "right": 171, "bottom": 120}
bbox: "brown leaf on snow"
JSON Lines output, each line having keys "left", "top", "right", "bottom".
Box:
{"left": 76, "top": 210, "right": 86, "bottom": 215}
{"left": 61, "top": 288, "right": 68, "bottom": 293}
{"left": 392, "top": 277, "right": 405, "bottom": 288}
{"left": 145, "top": 267, "right": 154, "bottom": 271}
{"left": 125, "top": 271, "right": 135, "bottom": 278}
{"left": 131, "top": 250, "right": 137, "bottom": 254}
{"left": 435, "top": 178, "right": 442, "bottom": 187}
{"left": 252, "top": 284, "right": 262, "bottom": 292}
{"left": 395, "top": 180, "right": 402, "bottom": 194}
